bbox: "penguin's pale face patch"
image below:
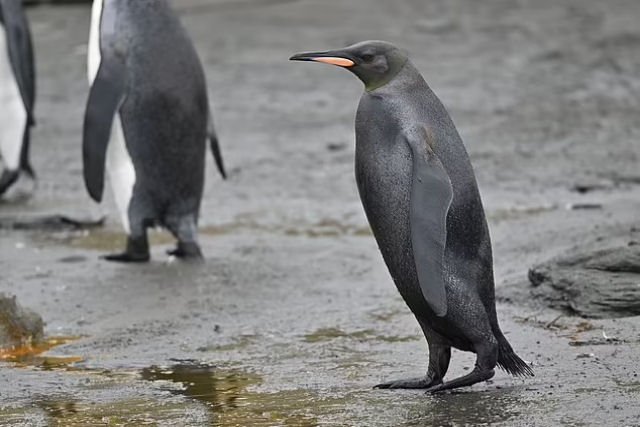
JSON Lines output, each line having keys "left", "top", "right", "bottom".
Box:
{"left": 355, "top": 51, "right": 389, "bottom": 74}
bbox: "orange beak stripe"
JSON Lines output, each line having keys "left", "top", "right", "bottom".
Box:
{"left": 311, "top": 57, "right": 355, "bottom": 67}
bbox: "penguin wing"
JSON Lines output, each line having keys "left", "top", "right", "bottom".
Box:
{"left": 404, "top": 126, "right": 453, "bottom": 317}
{"left": 82, "top": 58, "right": 127, "bottom": 202}
{"left": 207, "top": 114, "right": 227, "bottom": 179}
{"left": 0, "top": 1, "right": 35, "bottom": 123}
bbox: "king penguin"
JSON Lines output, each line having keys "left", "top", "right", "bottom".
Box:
{"left": 85, "top": 0, "right": 226, "bottom": 262}
{"left": 291, "top": 41, "right": 533, "bottom": 392}
{"left": 0, "top": 0, "right": 35, "bottom": 196}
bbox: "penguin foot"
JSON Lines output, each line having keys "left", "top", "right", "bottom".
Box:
{"left": 425, "top": 368, "right": 495, "bottom": 394}
{"left": 102, "top": 236, "right": 150, "bottom": 263}
{"left": 374, "top": 375, "right": 441, "bottom": 389}
{"left": 166, "top": 241, "right": 203, "bottom": 261}
{"left": 102, "top": 251, "right": 150, "bottom": 263}
{"left": 0, "top": 170, "right": 20, "bottom": 197}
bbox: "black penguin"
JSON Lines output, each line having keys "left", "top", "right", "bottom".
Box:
{"left": 291, "top": 41, "right": 533, "bottom": 392}
{"left": 0, "top": 0, "right": 35, "bottom": 195}
{"left": 84, "top": 0, "right": 225, "bottom": 262}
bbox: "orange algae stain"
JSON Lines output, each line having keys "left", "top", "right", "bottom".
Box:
{"left": 0, "top": 336, "right": 84, "bottom": 368}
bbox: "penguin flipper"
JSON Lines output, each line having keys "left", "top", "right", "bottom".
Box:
{"left": 0, "top": 1, "right": 35, "bottom": 123}
{"left": 207, "top": 115, "right": 226, "bottom": 179}
{"left": 404, "top": 126, "right": 453, "bottom": 317}
{"left": 82, "top": 59, "right": 127, "bottom": 202}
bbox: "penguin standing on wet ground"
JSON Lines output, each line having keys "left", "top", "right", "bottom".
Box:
{"left": 84, "top": 0, "right": 226, "bottom": 262}
{"left": 0, "top": 0, "right": 35, "bottom": 196}
{"left": 291, "top": 41, "right": 533, "bottom": 393}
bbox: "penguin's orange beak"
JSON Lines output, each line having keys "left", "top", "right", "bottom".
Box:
{"left": 308, "top": 57, "right": 355, "bottom": 67}
{"left": 290, "top": 52, "right": 355, "bottom": 67}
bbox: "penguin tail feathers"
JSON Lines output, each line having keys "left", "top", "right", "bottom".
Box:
{"left": 208, "top": 132, "right": 227, "bottom": 180}
{"left": 497, "top": 339, "right": 534, "bottom": 378}
{"left": 21, "top": 163, "right": 35, "bottom": 179}
{"left": 207, "top": 115, "right": 226, "bottom": 180}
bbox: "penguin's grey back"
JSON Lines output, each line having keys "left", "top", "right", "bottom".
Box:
{"left": 116, "top": 0, "right": 206, "bottom": 105}
{"left": 0, "top": 0, "right": 34, "bottom": 116}
{"left": 107, "top": 0, "right": 209, "bottom": 213}
{"left": 0, "top": 0, "right": 35, "bottom": 181}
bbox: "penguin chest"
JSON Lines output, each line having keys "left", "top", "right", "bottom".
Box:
{"left": 356, "top": 139, "right": 435, "bottom": 315}
{"left": 104, "top": 114, "right": 136, "bottom": 234}
{"left": 87, "top": 0, "right": 103, "bottom": 84}
{"left": 355, "top": 136, "right": 414, "bottom": 276}
{"left": 0, "top": 24, "right": 27, "bottom": 171}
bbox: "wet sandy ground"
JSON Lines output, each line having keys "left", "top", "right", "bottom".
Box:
{"left": 1, "top": 0, "right": 640, "bottom": 425}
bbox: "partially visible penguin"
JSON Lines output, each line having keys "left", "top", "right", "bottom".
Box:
{"left": 291, "top": 41, "right": 533, "bottom": 392}
{"left": 0, "top": 0, "right": 35, "bottom": 196}
{"left": 85, "top": 0, "right": 226, "bottom": 262}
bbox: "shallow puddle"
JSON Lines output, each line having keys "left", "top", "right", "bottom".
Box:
{"left": 53, "top": 229, "right": 175, "bottom": 252}
{"left": 0, "top": 214, "right": 104, "bottom": 231}
{"left": 138, "top": 362, "right": 345, "bottom": 425}
{"left": 0, "top": 356, "right": 544, "bottom": 426}
{"left": 488, "top": 204, "right": 557, "bottom": 224}
{"left": 200, "top": 218, "right": 372, "bottom": 238}
{"left": 200, "top": 334, "right": 258, "bottom": 352}
{"left": 1, "top": 363, "right": 350, "bottom": 426}
{"left": 0, "top": 398, "right": 207, "bottom": 427}
{"left": 303, "top": 327, "right": 419, "bottom": 344}
{"left": 0, "top": 336, "right": 84, "bottom": 369}
{"left": 140, "top": 363, "right": 262, "bottom": 411}
{"left": 34, "top": 219, "right": 371, "bottom": 253}
{"left": 27, "top": 215, "right": 373, "bottom": 254}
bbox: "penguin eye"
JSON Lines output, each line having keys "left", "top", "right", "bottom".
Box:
{"left": 361, "top": 54, "right": 375, "bottom": 63}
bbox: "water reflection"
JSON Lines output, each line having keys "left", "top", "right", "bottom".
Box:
{"left": 140, "top": 363, "right": 324, "bottom": 426}
{"left": 140, "top": 363, "right": 261, "bottom": 411}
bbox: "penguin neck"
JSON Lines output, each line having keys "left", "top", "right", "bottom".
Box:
{"left": 365, "top": 60, "right": 424, "bottom": 96}
{"left": 364, "top": 58, "right": 411, "bottom": 93}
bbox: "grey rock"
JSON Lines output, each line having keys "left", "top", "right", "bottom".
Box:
{"left": 0, "top": 294, "right": 44, "bottom": 349}
{"left": 529, "top": 247, "right": 640, "bottom": 318}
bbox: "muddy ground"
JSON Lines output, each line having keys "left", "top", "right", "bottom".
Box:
{"left": 1, "top": 0, "right": 640, "bottom": 425}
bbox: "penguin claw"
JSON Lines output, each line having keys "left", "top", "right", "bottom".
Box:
{"left": 166, "top": 242, "right": 203, "bottom": 261}
{"left": 424, "top": 368, "right": 495, "bottom": 394}
{"left": 374, "top": 376, "right": 440, "bottom": 390}
{"left": 424, "top": 384, "right": 446, "bottom": 394}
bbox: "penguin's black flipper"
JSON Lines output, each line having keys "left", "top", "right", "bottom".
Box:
{"left": 405, "top": 126, "right": 453, "bottom": 317}
{"left": 207, "top": 115, "right": 226, "bottom": 179}
{"left": 0, "top": 0, "right": 35, "bottom": 124}
{"left": 82, "top": 59, "right": 127, "bottom": 202}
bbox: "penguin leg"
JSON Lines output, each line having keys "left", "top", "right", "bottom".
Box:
{"left": 103, "top": 222, "right": 150, "bottom": 263}
{"left": 165, "top": 214, "right": 203, "bottom": 261}
{"left": 375, "top": 324, "right": 451, "bottom": 389}
{"left": 425, "top": 331, "right": 498, "bottom": 393}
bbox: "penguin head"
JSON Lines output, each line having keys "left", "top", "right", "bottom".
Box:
{"left": 290, "top": 40, "right": 409, "bottom": 91}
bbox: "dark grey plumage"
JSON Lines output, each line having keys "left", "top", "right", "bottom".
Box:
{"left": 291, "top": 41, "right": 532, "bottom": 392}
{"left": 83, "top": 0, "right": 225, "bottom": 262}
{"left": 0, "top": 0, "right": 35, "bottom": 194}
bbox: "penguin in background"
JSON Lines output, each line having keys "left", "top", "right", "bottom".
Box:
{"left": 291, "top": 41, "right": 533, "bottom": 392}
{"left": 85, "top": 0, "right": 226, "bottom": 262}
{"left": 0, "top": 0, "right": 35, "bottom": 196}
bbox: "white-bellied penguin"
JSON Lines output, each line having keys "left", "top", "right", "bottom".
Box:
{"left": 0, "top": 0, "right": 35, "bottom": 196}
{"left": 84, "top": 0, "right": 226, "bottom": 262}
{"left": 290, "top": 41, "right": 533, "bottom": 392}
